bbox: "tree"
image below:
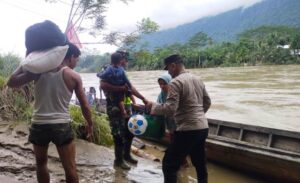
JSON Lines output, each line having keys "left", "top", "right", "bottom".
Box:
{"left": 187, "top": 32, "right": 213, "bottom": 67}
{"left": 187, "top": 32, "right": 211, "bottom": 49}
{"left": 46, "top": 0, "right": 130, "bottom": 43}
{"left": 291, "top": 34, "right": 300, "bottom": 56}
{"left": 136, "top": 18, "right": 159, "bottom": 34}
{"left": 116, "top": 17, "right": 159, "bottom": 49}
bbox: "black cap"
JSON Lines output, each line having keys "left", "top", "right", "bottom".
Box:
{"left": 163, "top": 54, "right": 183, "bottom": 70}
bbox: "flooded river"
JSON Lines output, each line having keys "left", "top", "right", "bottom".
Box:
{"left": 2, "top": 65, "right": 298, "bottom": 183}
{"left": 66, "top": 65, "right": 300, "bottom": 183}
{"left": 81, "top": 65, "right": 300, "bottom": 132}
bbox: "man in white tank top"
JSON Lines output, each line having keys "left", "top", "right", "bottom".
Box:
{"left": 7, "top": 43, "right": 93, "bottom": 183}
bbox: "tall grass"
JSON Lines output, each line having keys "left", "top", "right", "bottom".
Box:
{"left": 0, "top": 77, "right": 33, "bottom": 122}
{"left": 69, "top": 105, "right": 113, "bottom": 147}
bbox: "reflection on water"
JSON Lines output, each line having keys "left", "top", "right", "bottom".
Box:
{"left": 80, "top": 65, "right": 300, "bottom": 132}
{"left": 143, "top": 140, "right": 268, "bottom": 183}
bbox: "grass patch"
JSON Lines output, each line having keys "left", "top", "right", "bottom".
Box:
{"left": 0, "top": 79, "right": 34, "bottom": 122}
{"left": 69, "top": 105, "right": 113, "bottom": 147}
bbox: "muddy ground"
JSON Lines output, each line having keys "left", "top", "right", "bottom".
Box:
{"left": 0, "top": 120, "right": 269, "bottom": 183}
{"left": 0, "top": 121, "right": 164, "bottom": 183}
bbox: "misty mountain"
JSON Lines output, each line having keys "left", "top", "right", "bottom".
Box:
{"left": 137, "top": 0, "right": 300, "bottom": 50}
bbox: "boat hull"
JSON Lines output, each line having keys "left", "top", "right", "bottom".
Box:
{"left": 141, "top": 118, "right": 300, "bottom": 183}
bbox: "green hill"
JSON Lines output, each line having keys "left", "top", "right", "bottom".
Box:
{"left": 137, "top": 0, "right": 300, "bottom": 50}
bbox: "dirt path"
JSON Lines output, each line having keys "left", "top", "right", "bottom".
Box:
{"left": 0, "top": 121, "right": 163, "bottom": 183}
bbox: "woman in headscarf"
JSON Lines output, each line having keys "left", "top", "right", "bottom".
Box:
{"left": 157, "top": 73, "right": 189, "bottom": 167}
{"left": 157, "top": 73, "right": 176, "bottom": 135}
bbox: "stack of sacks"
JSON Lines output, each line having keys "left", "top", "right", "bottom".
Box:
{"left": 21, "top": 20, "right": 69, "bottom": 74}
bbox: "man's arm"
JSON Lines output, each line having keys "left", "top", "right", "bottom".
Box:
{"left": 73, "top": 72, "right": 93, "bottom": 138}
{"left": 7, "top": 66, "right": 40, "bottom": 88}
{"left": 203, "top": 86, "right": 211, "bottom": 113}
{"left": 101, "top": 79, "right": 148, "bottom": 104}
{"left": 100, "top": 80, "right": 127, "bottom": 92}
{"left": 129, "top": 94, "right": 136, "bottom": 104}
{"left": 122, "top": 69, "right": 148, "bottom": 104}
{"left": 131, "top": 86, "right": 148, "bottom": 104}
{"left": 150, "top": 82, "right": 179, "bottom": 116}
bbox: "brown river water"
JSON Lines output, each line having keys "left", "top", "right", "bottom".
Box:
{"left": 1, "top": 65, "right": 298, "bottom": 182}
{"left": 81, "top": 65, "right": 300, "bottom": 132}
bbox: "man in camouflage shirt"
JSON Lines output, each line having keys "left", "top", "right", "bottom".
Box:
{"left": 100, "top": 51, "right": 148, "bottom": 169}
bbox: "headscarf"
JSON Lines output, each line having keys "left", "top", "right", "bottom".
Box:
{"left": 157, "top": 73, "right": 172, "bottom": 104}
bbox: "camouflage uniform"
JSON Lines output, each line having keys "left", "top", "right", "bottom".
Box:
{"left": 99, "top": 51, "right": 138, "bottom": 169}
{"left": 106, "top": 92, "right": 136, "bottom": 168}
{"left": 106, "top": 96, "right": 133, "bottom": 142}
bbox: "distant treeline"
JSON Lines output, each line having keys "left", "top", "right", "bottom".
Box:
{"left": 0, "top": 26, "right": 299, "bottom": 75}
{"left": 76, "top": 26, "right": 300, "bottom": 72}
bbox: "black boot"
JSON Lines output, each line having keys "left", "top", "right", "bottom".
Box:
{"left": 114, "top": 145, "right": 131, "bottom": 170}
{"left": 124, "top": 141, "right": 138, "bottom": 164}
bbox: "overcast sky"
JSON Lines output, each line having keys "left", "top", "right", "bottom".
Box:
{"left": 0, "top": 0, "right": 262, "bottom": 57}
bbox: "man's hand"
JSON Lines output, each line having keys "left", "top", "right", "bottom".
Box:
{"left": 145, "top": 101, "right": 153, "bottom": 114}
{"left": 132, "top": 103, "right": 144, "bottom": 111}
{"left": 142, "top": 98, "right": 149, "bottom": 105}
{"left": 85, "top": 124, "right": 94, "bottom": 142}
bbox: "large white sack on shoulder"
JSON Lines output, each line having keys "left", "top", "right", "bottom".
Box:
{"left": 21, "top": 45, "right": 69, "bottom": 74}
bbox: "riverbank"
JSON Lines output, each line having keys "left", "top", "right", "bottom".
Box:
{"left": 0, "top": 120, "right": 163, "bottom": 183}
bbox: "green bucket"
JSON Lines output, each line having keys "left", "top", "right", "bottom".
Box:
{"left": 141, "top": 115, "right": 165, "bottom": 140}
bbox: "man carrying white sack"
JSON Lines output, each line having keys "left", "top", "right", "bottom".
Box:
{"left": 22, "top": 20, "right": 69, "bottom": 74}
{"left": 7, "top": 43, "right": 93, "bottom": 183}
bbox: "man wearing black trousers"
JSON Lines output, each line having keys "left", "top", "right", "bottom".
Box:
{"left": 147, "top": 54, "right": 211, "bottom": 183}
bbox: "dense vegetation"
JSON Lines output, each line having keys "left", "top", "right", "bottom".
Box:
{"left": 0, "top": 54, "right": 33, "bottom": 121}
{"left": 136, "top": 0, "right": 300, "bottom": 50}
{"left": 76, "top": 26, "right": 300, "bottom": 71}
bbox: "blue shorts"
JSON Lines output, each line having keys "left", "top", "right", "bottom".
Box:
{"left": 28, "top": 123, "right": 74, "bottom": 146}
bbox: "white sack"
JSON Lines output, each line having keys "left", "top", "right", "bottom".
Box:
{"left": 21, "top": 45, "right": 69, "bottom": 74}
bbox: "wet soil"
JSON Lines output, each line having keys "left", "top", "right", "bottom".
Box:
{"left": 0, "top": 121, "right": 163, "bottom": 183}
{"left": 0, "top": 121, "right": 269, "bottom": 183}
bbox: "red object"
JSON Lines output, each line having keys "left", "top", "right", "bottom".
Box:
{"left": 65, "top": 22, "right": 82, "bottom": 48}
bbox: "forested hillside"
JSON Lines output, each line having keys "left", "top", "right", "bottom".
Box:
{"left": 136, "top": 0, "right": 300, "bottom": 50}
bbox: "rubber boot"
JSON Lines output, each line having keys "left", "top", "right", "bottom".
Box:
{"left": 114, "top": 145, "right": 131, "bottom": 170}
{"left": 124, "top": 141, "right": 138, "bottom": 164}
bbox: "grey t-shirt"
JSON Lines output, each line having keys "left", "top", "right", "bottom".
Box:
{"left": 152, "top": 71, "right": 211, "bottom": 131}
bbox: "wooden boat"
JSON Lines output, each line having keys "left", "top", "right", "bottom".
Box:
{"left": 90, "top": 97, "right": 300, "bottom": 182}
{"left": 142, "top": 118, "right": 300, "bottom": 183}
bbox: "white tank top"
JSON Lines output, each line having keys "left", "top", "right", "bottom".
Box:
{"left": 32, "top": 67, "right": 72, "bottom": 124}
